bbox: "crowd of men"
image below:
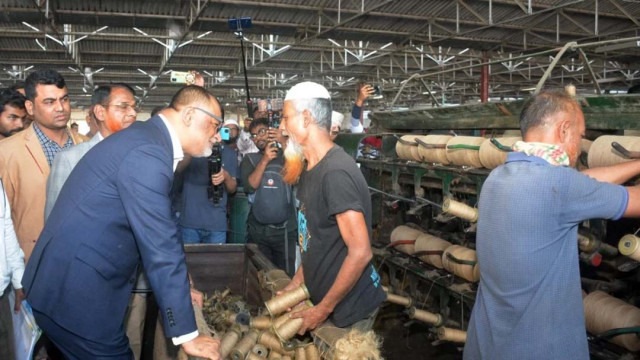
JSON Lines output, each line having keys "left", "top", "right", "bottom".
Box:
{"left": 0, "top": 69, "right": 382, "bottom": 360}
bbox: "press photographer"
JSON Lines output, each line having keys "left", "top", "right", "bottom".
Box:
{"left": 178, "top": 119, "right": 238, "bottom": 244}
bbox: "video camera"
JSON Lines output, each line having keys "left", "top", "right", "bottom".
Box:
{"left": 207, "top": 144, "right": 223, "bottom": 204}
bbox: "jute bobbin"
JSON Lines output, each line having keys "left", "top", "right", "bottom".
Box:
{"left": 230, "top": 329, "right": 259, "bottom": 360}
{"left": 282, "top": 356, "right": 292, "bottom": 360}
{"left": 417, "top": 135, "right": 452, "bottom": 164}
{"left": 251, "top": 315, "right": 272, "bottom": 330}
{"left": 385, "top": 292, "right": 413, "bottom": 307}
{"left": 389, "top": 225, "right": 422, "bottom": 255}
{"left": 268, "top": 350, "right": 282, "bottom": 359}
{"left": 414, "top": 233, "right": 452, "bottom": 268}
{"left": 264, "top": 284, "right": 310, "bottom": 317}
{"left": 219, "top": 326, "right": 242, "bottom": 359}
{"left": 252, "top": 344, "right": 269, "bottom": 357}
{"left": 247, "top": 353, "right": 267, "bottom": 360}
{"left": 408, "top": 307, "right": 443, "bottom": 326}
{"left": 295, "top": 346, "right": 307, "bottom": 360}
{"left": 442, "top": 198, "right": 478, "bottom": 223}
{"left": 274, "top": 317, "right": 304, "bottom": 341}
{"left": 588, "top": 135, "right": 640, "bottom": 168}
{"left": 258, "top": 331, "right": 286, "bottom": 354}
{"left": 305, "top": 344, "right": 321, "bottom": 360}
{"left": 618, "top": 234, "right": 640, "bottom": 261}
{"left": 395, "top": 135, "right": 421, "bottom": 161}
{"left": 584, "top": 290, "right": 640, "bottom": 351}
{"left": 442, "top": 245, "right": 480, "bottom": 282}
{"left": 437, "top": 327, "right": 467, "bottom": 343}
{"left": 445, "top": 136, "right": 485, "bottom": 167}
{"left": 478, "top": 137, "right": 521, "bottom": 169}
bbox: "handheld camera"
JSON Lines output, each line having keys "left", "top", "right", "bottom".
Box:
{"left": 207, "top": 144, "right": 223, "bottom": 204}
{"left": 372, "top": 85, "right": 383, "bottom": 99}
{"left": 170, "top": 71, "right": 196, "bottom": 85}
{"left": 220, "top": 127, "right": 231, "bottom": 141}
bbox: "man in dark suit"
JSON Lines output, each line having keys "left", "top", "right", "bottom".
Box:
{"left": 22, "top": 85, "right": 222, "bottom": 360}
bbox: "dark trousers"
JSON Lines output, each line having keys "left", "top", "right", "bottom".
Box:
{"left": 0, "top": 285, "right": 15, "bottom": 360}
{"left": 33, "top": 309, "right": 133, "bottom": 360}
{"left": 247, "top": 214, "right": 297, "bottom": 277}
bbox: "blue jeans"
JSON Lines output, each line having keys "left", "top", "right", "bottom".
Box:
{"left": 181, "top": 227, "right": 226, "bottom": 244}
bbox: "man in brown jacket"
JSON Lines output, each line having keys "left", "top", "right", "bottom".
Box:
{"left": 0, "top": 69, "right": 73, "bottom": 261}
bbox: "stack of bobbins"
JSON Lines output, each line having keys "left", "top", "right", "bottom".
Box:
{"left": 442, "top": 245, "right": 480, "bottom": 282}
{"left": 442, "top": 198, "right": 478, "bottom": 223}
{"left": 445, "top": 136, "right": 485, "bottom": 168}
{"left": 230, "top": 329, "right": 260, "bottom": 360}
{"left": 389, "top": 225, "right": 422, "bottom": 255}
{"left": 618, "top": 234, "right": 640, "bottom": 261}
{"left": 408, "top": 307, "right": 443, "bottom": 326}
{"left": 417, "top": 135, "right": 452, "bottom": 165}
{"left": 583, "top": 290, "right": 640, "bottom": 351}
{"left": 478, "top": 137, "right": 521, "bottom": 169}
{"left": 219, "top": 326, "right": 242, "bottom": 359}
{"left": 588, "top": 135, "right": 640, "bottom": 168}
{"left": 437, "top": 327, "right": 467, "bottom": 343}
{"left": 414, "top": 233, "right": 452, "bottom": 269}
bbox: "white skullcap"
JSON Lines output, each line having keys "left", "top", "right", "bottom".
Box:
{"left": 223, "top": 119, "right": 239, "bottom": 128}
{"left": 285, "top": 81, "right": 331, "bottom": 101}
{"left": 331, "top": 111, "right": 344, "bottom": 128}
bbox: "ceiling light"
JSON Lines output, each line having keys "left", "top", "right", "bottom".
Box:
{"left": 22, "top": 22, "right": 40, "bottom": 32}
{"left": 45, "top": 34, "right": 63, "bottom": 45}
{"left": 379, "top": 42, "right": 393, "bottom": 50}
{"left": 35, "top": 39, "right": 46, "bottom": 51}
{"left": 197, "top": 31, "right": 212, "bottom": 39}
{"left": 328, "top": 39, "right": 342, "bottom": 47}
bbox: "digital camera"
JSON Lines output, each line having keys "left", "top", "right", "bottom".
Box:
{"left": 220, "top": 127, "right": 231, "bottom": 141}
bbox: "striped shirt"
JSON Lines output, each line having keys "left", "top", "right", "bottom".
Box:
{"left": 33, "top": 122, "right": 74, "bottom": 167}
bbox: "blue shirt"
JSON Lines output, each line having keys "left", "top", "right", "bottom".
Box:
{"left": 33, "top": 122, "right": 74, "bottom": 167}
{"left": 179, "top": 145, "right": 238, "bottom": 231}
{"left": 464, "top": 152, "right": 628, "bottom": 360}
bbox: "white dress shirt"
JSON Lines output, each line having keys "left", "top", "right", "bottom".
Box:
{"left": 0, "top": 179, "right": 25, "bottom": 292}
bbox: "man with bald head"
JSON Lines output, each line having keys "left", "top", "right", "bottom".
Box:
{"left": 278, "top": 82, "right": 385, "bottom": 334}
{"left": 23, "top": 85, "right": 222, "bottom": 360}
{"left": 465, "top": 90, "right": 640, "bottom": 359}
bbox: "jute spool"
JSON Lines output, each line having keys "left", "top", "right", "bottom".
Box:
{"left": 408, "top": 307, "right": 443, "bottom": 326}
{"left": 445, "top": 136, "right": 485, "bottom": 168}
{"left": 385, "top": 292, "right": 413, "bottom": 307}
{"left": 442, "top": 245, "right": 480, "bottom": 282}
{"left": 258, "top": 331, "right": 286, "bottom": 354}
{"left": 274, "top": 317, "right": 304, "bottom": 341}
{"left": 437, "top": 327, "right": 467, "bottom": 343}
{"left": 442, "top": 198, "right": 478, "bottom": 223}
{"left": 264, "top": 284, "right": 310, "bottom": 317}
{"left": 282, "top": 356, "right": 292, "bottom": 360}
{"left": 230, "top": 329, "right": 260, "bottom": 360}
{"left": 251, "top": 315, "right": 272, "bottom": 330}
{"left": 252, "top": 344, "right": 269, "bottom": 357}
{"left": 268, "top": 350, "right": 282, "bottom": 359}
{"left": 389, "top": 225, "right": 422, "bottom": 255}
{"left": 247, "top": 353, "right": 267, "bottom": 360}
{"left": 478, "top": 137, "right": 521, "bottom": 169}
{"left": 588, "top": 135, "right": 640, "bottom": 168}
{"left": 305, "top": 344, "right": 320, "bottom": 360}
{"left": 414, "top": 233, "right": 452, "bottom": 269}
{"left": 295, "top": 346, "right": 307, "bottom": 360}
{"left": 581, "top": 139, "right": 593, "bottom": 153}
{"left": 583, "top": 290, "right": 640, "bottom": 351}
{"left": 219, "top": 327, "right": 242, "bottom": 359}
{"left": 417, "top": 135, "right": 452, "bottom": 164}
{"left": 395, "top": 135, "right": 420, "bottom": 161}
{"left": 618, "top": 234, "right": 640, "bottom": 261}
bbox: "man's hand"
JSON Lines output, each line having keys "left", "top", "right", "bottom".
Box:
{"left": 262, "top": 143, "right": 279, "bottom": 163}
{"left": 190, "top": 288, "right": 204, "bottom": 308}
{"left": 356, "top": 84, "right": 375, "bottom": 107}
{"left": 14, "top": 288, "right": 24, "bottom": 313}
{"left": 268, "top": 128, "right": 288, "bottom": 145}
{"left": 211, "top": 169, "right": 227, "bottom": 186}
{"left": 291, "top": 304, "right": 332, "bottom": 335}
{"left": 181, "top": 335, "right": 220, "bottom": 360}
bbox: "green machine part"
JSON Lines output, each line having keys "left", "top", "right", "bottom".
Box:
{"left": 228, "top": 190, "right": 250, "bottom": 243}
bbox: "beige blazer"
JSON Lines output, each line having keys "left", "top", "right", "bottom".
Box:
{"left": 0, "top": 123, "right": 67, "bottom": 261}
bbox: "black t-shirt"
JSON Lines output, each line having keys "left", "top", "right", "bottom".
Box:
{"left": 296, "top": 145, "right": 385, "bottom": 327}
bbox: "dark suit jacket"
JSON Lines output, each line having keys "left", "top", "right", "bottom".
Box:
{"left": 22, "top": 116, "right": 196, "bottom": 342}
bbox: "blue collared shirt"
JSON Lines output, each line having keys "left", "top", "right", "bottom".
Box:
{"left": 33, "top": 123, "right": 74, "bottom": 167}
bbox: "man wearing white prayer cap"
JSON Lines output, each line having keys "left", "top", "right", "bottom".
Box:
{"left": 278, "top": 81, "right": 385, "bottom": 334}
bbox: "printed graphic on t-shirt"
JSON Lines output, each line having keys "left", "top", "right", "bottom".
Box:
{"left": 369, "top": 264, "right": 381, "bottom": 288}
{"left": 297, "top": 208, "right": 309, "bottom": 252}
{"left": 264, "top": 178, "right": 278, "bottom": 189}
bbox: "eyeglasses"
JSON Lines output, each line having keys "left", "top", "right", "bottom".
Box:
{"left": 190, "top": 106, "right": 222, "bottom": 132}
{"left": 108, "top": 103, "right": 137, "bottom": 112}
{"left": 250, "top": 128, "right": 268, "bottom": 139}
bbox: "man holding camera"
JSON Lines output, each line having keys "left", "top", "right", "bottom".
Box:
{"left": 241, "top": 118, "right": 297, "bottom": 276}
{"left": 178, "top": 119, "right": 238, "bottom": 244}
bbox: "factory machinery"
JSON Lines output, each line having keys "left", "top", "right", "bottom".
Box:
{"left": 333, "top": 93, "right": 640, "bottom": 359}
